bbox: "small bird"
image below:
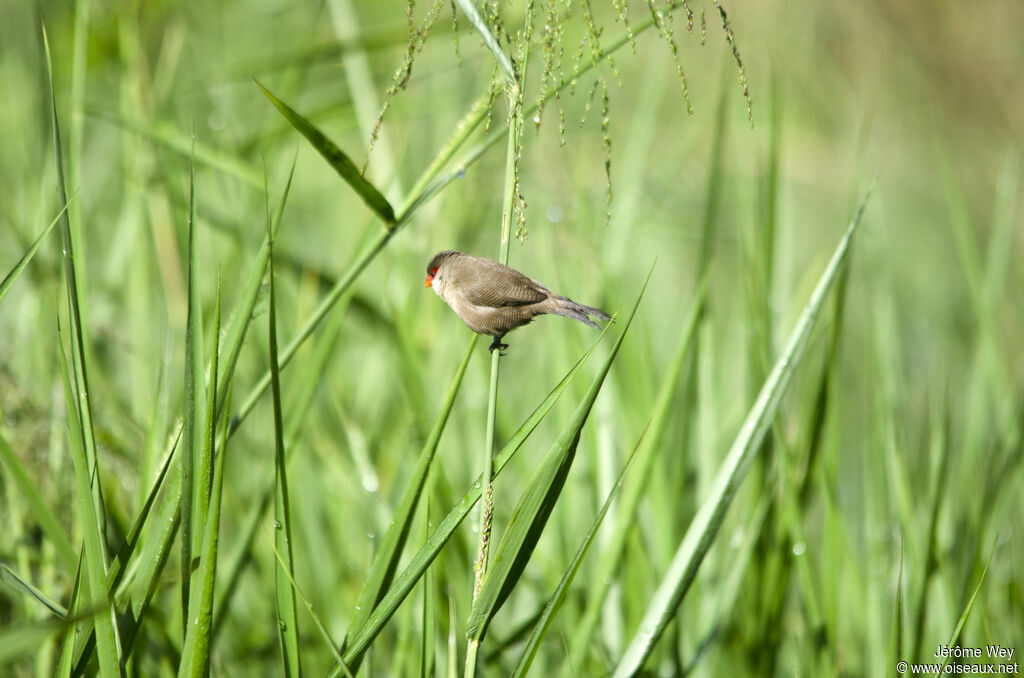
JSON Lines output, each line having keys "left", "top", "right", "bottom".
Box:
{"left": 425, "top": 250, "right": 610, "bottom": 353}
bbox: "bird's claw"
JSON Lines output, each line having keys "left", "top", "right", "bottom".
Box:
{"left": 488, "top": 338, "right": 509, "bottom": 355}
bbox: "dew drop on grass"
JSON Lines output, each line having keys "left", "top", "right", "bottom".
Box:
{"left": 792, "top": 541, "right": 807, "bottom": 556}
{"left": 457, "top": 168, "right": 466, "bottom": 179}
{"left": 546, "top": 204, "right": 564, "bottom": 223}
{"left": 273, "top": 520, "right": 282, "bottom": 530}
{"left": 362, "top": 473, "right": 380, "bottom": 492}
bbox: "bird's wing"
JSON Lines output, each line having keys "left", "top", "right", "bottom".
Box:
{"left": 457, "top": 259, "right": 549, "bottom": 308}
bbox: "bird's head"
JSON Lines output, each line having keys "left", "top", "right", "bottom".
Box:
{"left": 425, "top": 251, "right": 460, "bottom": 292}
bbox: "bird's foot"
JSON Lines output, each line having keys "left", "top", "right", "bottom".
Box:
{"left": 488, "top": 337, "right": 509, "bottom": 355}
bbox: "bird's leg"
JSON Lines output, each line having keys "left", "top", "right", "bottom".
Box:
{"left": 488, "top": 335, "right": 509, "bottom": 355}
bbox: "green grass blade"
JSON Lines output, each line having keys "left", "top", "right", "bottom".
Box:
{"left": 345, "top": 335, "right": 478, "bottom": 649}
{"left": 562, "top": 280, "right": 706, "bottom": 672}
{"left": 103, "top": 161, "right": 296, "bottom": 664}
{"left": 56, "top": 557, "right": 84, "bottom": 678}
{"left": 0, "top": 195, "right": 73, "bottom": 306}
{"left": 57, "top": 340, "right": 121, "bottom": 678}
{"left": 937, "top": 542, "right": 997, "bottom": 673}
{"left": 0, "top": 429, "right": 78, "bottom": 571}
{"left": 178, "top": 279, "right": 223, "bottom": 678}
{"left": 268, "top": 237, "right": 302, "bottom": 677}
{"left": 612, "top": 197, "right": 870, "bottom": 677}
{"left": 453, "top": 0, "right": 516, "bottom": 86}
{"left": 333, "top": 330, "right": 609, "bottom": 676}
{"left": 267, "top": 537, "right": 352, "bottom": 677}
{"left": 256, "top": 80, "right": 396, "bottom": 226}
{"left": 511, "top": 428, "right": 646, "bottom": 678}
{"left": 465, "top": 267, "right": 651, "bottom": 643}
{"left": 45, "top": 21, "right": 122, "bottom": 678}
{"left": 216, "top": 150, "right": 298, "bottom": 410}
{"left": 888, "top": 539, "right": 905, "bottom": 673}
{"left": 180, "top": 135, "right": 205, "bottom": 640}
{"left": 0, "top": 563, "right": 69, "bottom": 618}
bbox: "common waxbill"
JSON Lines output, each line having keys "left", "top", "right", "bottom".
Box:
{"left": 425, "top": 250, "right": 610, "bottom": 353}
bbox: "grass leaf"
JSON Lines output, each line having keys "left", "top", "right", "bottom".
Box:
{"left": 345, "top": 335, "right": 478, "bottom": 651}
{"left": 178, "top": 279, "right": 224, "bottom": 678}
{"left": 510, "top": 425, "right": 646, "bottom": 678}
{"left": 333, "top": 328, "right": 609, "bottom": 675}
{"left": 256, "top": 80, "right": 396, "bottom": 226}
{"left": 0, "top": 195, "right": 74, "bottom": 306}
{"left": 612, "top": 196, "right": 870, "bottom": 677}
{"left": 452, "top": 0, "right": 516, "bottom": 86}
{"left": 268, "top": 233, "right": 302, "bottom": 677}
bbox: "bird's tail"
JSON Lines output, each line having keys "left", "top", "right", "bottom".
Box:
{"left": 553, "top": 297, "right": 612, "bottom": 330}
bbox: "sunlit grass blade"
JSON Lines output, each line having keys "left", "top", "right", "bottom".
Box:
{"left": 612, "top": 197, "right": 870, "bottom": 677}
{"left": 345, "top": 335, "right": 478, "bottom": 651}
{"left": 0, "top": 430, "right": 78, "bottom": 571}
{"left": 937, "top": 541, "right": 996, "bottom": 673}
{"left": 256, "top": 80, "right": 396, "bottom": 226}
{"left": 562, "top": 279, "right": 705, "bottom": 672}
{"left": 267, "top": 237, "right": 302, "bottom": 677}
{"left": 511, "top": 426, "right": 646, "bottom": 678}
{"left": 333, "top": 329, "right": 610, "bottom": 676}
{"left": 0, "top": 195, "right": 74, "bottom": 306}
{"left": 453, "top": 0, "right": 516, "bottom": 86}
{"left": 180, "top": 135, "right": 205, "bottom": 640}
{"left": 178, "top": 279, "right": 223, "bottom": 678}
{"left": 465, "top": 268, "right": 649, "bottom": 647}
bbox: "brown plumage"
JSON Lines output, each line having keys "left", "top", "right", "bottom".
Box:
{"left": 425, "top": 250, "right": 610, "bottom": 353}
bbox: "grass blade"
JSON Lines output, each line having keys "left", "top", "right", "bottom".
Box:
{"left": 562, "top": 280, "right": 706, "bottom": 673}
{"left": 510, "top": 428, "right": 646, "bottom": 678}
{"left": 45, "top": 21, "right": 122, "bottom": 678}
{"left": 465, "top": 268, "right": 650, "bottom": 645}
{"left": 256, "top": 80, "right": 396, "bottom": 226}
{"left": 0, "top": 429, "right": 78, "bottom": 571}
{"left": 0, "top": 195, "right": 74, "bottom": 306}
{"left": 0, "top": 563, "right": 69, "bottom": 618}
{"left": 332, "top": 329, "right": 609, "bottom": 676}
{"left": 180, "top": 135, "right": 205, "bottom": 640}
{"left": 345, "top": 335, "right": 478, "bottom": 650}
{"left": 268, "top": 235, "right": 302, "bottom": 677}
{"left": 453, "top": 0, "right": 516, "bottom": 86}
{"left": 612, "top": 197, "right": 870, "bottom": 677}
{"left": 937, "top": 541, "right": 997, "bottom": 673}
{"left": 57, "top": 341, "right": 121, "bottom": 678}
{"left": 178, "top": 279, "right": 223, "bottom": 678}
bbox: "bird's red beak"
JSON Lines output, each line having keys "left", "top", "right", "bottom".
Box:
{"left": 425, "top": 274, "right": 433, "bottom": 288}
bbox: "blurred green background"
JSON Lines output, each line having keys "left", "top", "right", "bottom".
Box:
{"left": 1, "top": 0, "right": 1021, "bottom": 675}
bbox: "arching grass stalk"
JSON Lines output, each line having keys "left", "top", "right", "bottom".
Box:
{"left": 464, "top": 2, "right": 535, "bottom": 677}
